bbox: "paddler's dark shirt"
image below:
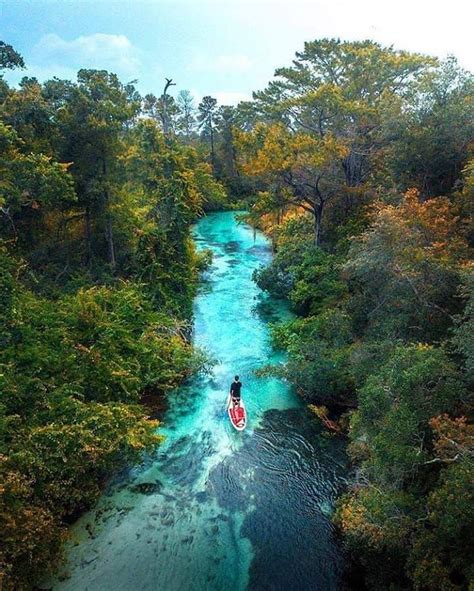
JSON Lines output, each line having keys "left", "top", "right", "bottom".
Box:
{"left": 230, "top": 381, "right": 242, "bottom": 397}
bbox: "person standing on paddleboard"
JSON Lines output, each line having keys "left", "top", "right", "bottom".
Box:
{"left": 230, "top": 375, "right": 242, "bottom": 408}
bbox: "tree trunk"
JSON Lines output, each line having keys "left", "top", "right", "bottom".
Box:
{"left": 105, "top": 207, "right": 116, "bottom": 270}
{"left": 314, "top": 202, "right": 323, "bottom": 247}
{"left": 343, "top": 149, "right": 365, "bottom": 189}
{"left": 84, "top": 206, "right": 92, "bottom": 267}
{"left": 210, "top": 118, "right": 216, "bottom": 171}
{"left": 162, "top": 78, "right": 175, "bottom": 136}
{"left": 185, "top": 115, "right": 191, "bottom": 139}
{"left": 102, "top": 155, "right": 116, "bottom": 270}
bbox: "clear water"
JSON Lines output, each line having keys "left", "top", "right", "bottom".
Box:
{"left": 50, "top": 212, "right": 348, "bottom": 591}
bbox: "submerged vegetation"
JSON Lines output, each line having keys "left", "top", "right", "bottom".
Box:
{"left": 0, "top": 35, "right": 473, "bottom": 590}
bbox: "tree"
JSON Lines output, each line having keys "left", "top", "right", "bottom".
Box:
{"left": 197, "top": 95, "right": 218, "bottom": 170}
{"left": 352, "top": 345, "right": 462, "bottom": 485}
{"left": 0, "top": 42, "right": 219, "bottom": 590}
{"left": 121, "top": 118, "right": 225, "bottom": 309}
{"left": 1, "top": 76, "right": 58, "bottom": 154}
{"left": 0, "top": 121, "right": 76, "bottom": 246}
{"left": 0, "top": 40, "right": 24, "bottom": 71}
{"left": 386, "top": 57, "right": 474, "bottom": 197}
{"left": 176, "top": 89, "right": 196, "bottom": 139}
{"left": 452, "top": 267, "right": 474, "bottom": 386}
{"left": 254, "top": 214, "right": 346, "bottom": 312}
{"left": 337, "top": 347, "right": 468, "bottom": 590}
{"left": 409, "top": 453, "right": 473, "bottom": 591}
{"left": 239, "top": 39, "right": 435, "bottom": 244}
{"left": 216, "top": 105, "right": 238, "bottom": 181}
{"left": 56, "top": 69, "right": 140, "bottom": 269}
{"left": 255, "top": 39, "right": 433, "bottom": 186}
{"left": 238, "top": 122, "right": 347, "bottom": 245}
{"left": 345, "top": 189, "right": 469, "bottom": 341}
{"left": 160, "top": 77, "right": 176, "bottom": 135}
{"left": 143, "top": 91, "right": 179, "bottom": 136}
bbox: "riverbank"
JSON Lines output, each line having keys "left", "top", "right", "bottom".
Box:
{"left": 47, "top": 211, "right": 348, "bottom": 591}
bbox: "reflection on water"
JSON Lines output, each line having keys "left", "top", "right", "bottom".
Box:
{"left": 50, "top": 212, "right": 347, "bottom": 591}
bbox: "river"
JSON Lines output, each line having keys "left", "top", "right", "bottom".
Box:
{"left": 51, "top": 211, "right": 348, "bottom": 591}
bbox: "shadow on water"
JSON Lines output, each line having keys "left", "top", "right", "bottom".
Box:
{"left": 48, "top": 212, "right": 348, "bottom": 591}
{"left": 205, "top": 407, "right": 348, "bottom": 590}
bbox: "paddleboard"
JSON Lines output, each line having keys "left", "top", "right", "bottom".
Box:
{"left": 227, "top": 395, "right": 247, "bottom": 431}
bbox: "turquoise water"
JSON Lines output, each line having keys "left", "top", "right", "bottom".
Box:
{"left": 50, "top": 212, "right": 347, "bottom": 591}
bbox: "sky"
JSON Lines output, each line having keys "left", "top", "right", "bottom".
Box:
{"left": 1, "top": 0, "right": 473, "bottom": 105}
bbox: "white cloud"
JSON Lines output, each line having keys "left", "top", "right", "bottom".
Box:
{"left": 33, "top": 33, "right": 142, "bottom": 77}
{"left": 190, "top": 53, "right": 253, "bottom": 73}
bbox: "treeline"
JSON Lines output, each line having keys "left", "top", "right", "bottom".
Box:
{"left": 1, "top": 36, "right": 473, "bottom": 591}
{"left": 0, "top": 42, "right": 225, "bottom": 589}
{"left": 226, "top": 40, "right": 472, "bottom": 590}
{"left": 141, "top": 88, "right": 260, "bottom": 202}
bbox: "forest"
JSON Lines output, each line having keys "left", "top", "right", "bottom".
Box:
{"left": 1, "top": 37, "right": 473, "bottom": 591}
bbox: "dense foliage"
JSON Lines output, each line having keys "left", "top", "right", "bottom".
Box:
{"left": 1, "top": 34, "right": 473, "bottom": 591}
{"left": 0, "top": 46, "right": 224, "bottom": 589}
{"left": 232, "top": 40, "right": 473, "bottom": 590}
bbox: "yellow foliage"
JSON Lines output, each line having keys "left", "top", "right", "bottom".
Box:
{"left": 239, "top": 123, "right": 348, "bottom": 179}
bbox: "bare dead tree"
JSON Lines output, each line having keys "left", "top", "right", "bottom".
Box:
{"left": 161, "top": 78, "right": 176, "bottom": 136}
